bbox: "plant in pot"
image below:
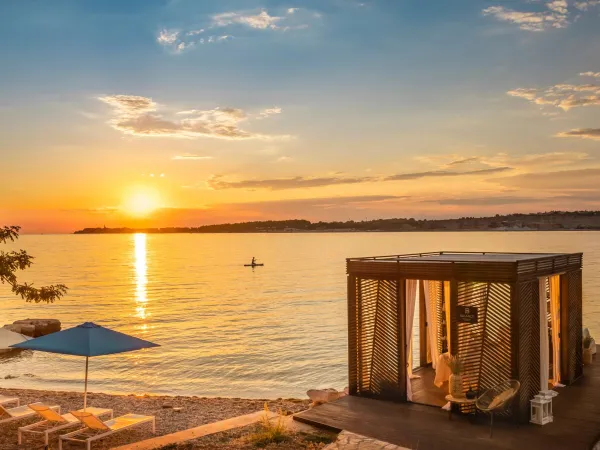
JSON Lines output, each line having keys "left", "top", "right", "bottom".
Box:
{"left": 447, "top": 354, "right": 464, "bottom": 397}
{"left": 583, "top": 336, "right": 593, "bottom": 365}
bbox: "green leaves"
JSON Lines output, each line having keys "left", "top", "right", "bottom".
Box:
{"left": 1, "top": 225, "right": 68, "bottom": 303}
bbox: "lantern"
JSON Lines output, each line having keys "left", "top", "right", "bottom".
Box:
{"left": 530, "top": 391, "right": 554, "bottom": 425}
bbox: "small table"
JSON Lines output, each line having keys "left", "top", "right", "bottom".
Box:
{"left": 445, "top": 394, "right": 476, "bottom": 420}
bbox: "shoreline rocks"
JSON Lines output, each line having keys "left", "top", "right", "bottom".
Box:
{"left": 2, "top": 319, "right": 61, "bottom": 337}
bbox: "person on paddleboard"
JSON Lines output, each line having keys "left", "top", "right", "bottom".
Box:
{"left": 251, "top": 257, "right": 256, "bottom": 265}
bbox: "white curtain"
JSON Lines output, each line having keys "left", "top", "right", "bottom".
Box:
{"left": 549, "top": 275, "right": 561, "bottom": 386}
{"left": 539, "top": 277, "right": 550, "bottom": 392}
{"left": 423, "top": 281, "right": 440, "bottom": 370}
{"left": 406, "top": 279, "right": 418, "bottom": 401}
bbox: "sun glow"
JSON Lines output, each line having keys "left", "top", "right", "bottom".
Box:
{"left": 123, "top": 187, "right": 161, "bottom": 216}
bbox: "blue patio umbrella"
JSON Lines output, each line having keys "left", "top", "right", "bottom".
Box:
{"left": 11, "top": 322, "right": 159, "bottom": 408}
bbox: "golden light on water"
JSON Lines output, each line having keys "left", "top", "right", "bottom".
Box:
{"left": 134, "top": 233, "right": 148, "bottom": 320}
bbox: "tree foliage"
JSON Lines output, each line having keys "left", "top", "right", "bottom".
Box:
{"left": 0, "top": 226, "right": 67, "bottom": 303}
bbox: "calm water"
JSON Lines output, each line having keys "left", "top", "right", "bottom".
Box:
{"left": 1, "top": 232, "right": 598, "bottom": 399}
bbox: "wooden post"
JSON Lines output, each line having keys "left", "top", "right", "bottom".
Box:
{"left": 419, "top": 280, "right": 428, "bottom": 366}
{"left": 509, "top": 282, "right": 520, "bottom": 384}
{"left": 398, "top": 279, "right": 407, "bottom": 401}
{"left": 559, "top": 274, "right": 570, "bottom": 384}
{"left": 348, "top": 274, "right": 358, "bottom": 395}
{"left": 450, "top": 279, "right": 459, "bottom": 355}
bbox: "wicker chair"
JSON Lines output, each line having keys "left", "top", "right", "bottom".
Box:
{"left": 475, "top": 380, "right": 520, "bottom": 438}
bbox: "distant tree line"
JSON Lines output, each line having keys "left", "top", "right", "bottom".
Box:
{"left": 74, "top": 210, "right": 600, "bottom": 234}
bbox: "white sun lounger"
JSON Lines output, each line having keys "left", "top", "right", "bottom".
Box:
{"left": 0, "top": 402, "right": 60, "bottom": 425}
{"left": 59, "top": 410, "right": 155, "bottom": 450}
{"left": 18, "top": 404, "right": 113, "bottom": 446}
{"left": 0, "top": 395, "right": 19, "bottom": 407}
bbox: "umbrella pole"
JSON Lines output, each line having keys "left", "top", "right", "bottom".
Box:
{"left": 84, "top": 356, "right": 89, "bottom": 410}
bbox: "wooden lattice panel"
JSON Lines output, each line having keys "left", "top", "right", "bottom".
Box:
{"left": 454, "top": 282, "right": 489, "bottom": 413}
{"left": 350, "top": 277, "right": 403, "bottom": 400}
{"left": 434, "top": 281, "right": 445, "bottom": 355}
{"left": 516, "top": 280, "right": 540, "bottom": 423}
{"left": 480, "top": 283, "right": 513, "bottom": 416}
{"left": 567, "top": 269, "right": 583, "bottom": 382}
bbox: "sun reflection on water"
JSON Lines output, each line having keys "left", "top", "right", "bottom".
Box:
{"left": 134, "top": 233, "right": 148, "bottom": 320}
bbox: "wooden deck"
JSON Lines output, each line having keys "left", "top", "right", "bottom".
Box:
{"left": 295, "top": 357, "right": 600, "bottom": 450}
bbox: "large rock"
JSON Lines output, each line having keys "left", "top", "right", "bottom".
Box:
{"left": 4, "top": 319, "right": 61, "bottom": 337}
{"left": 307, "top": 387, "right": 349, "bottom": 406}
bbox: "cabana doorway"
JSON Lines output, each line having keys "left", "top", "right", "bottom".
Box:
{"left": 409, "top": 280, "right": 450, "bottom": 408}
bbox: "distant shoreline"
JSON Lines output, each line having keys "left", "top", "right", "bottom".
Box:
{"left": 72, "top": 228, "right": 598, "bottom": 234}
{"left": 73, "top": 211, "right": 600, "bottom": 234}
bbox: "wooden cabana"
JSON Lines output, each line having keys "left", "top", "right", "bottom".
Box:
{"left": 346, "top": 251, "right": 583, "bottom": 422}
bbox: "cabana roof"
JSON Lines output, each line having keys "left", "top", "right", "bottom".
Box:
{"left": 347, "top": 251, "right": 583, "bottom": 282}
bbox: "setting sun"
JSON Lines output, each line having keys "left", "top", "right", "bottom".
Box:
{"left": 123, "top": 187, "right": 161, "bottom": 217}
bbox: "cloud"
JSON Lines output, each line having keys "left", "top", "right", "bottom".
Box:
{"left": 482, "top": 2, "right": 568, "bottom": 32}
{"left": 428, "top": 196, "right": 543, "bottom": 206}
{"left": 384, "top": 167, "right": 512, "bottom": 181}
{"left": 485, "top": 152, "right": 590, "bottom": 168}
{"left": 447, "top": 157, "right": 480, "bottom": 167}
{"left": 288, "top": 8, "right": 300, "bottom": 14}
{"left": 187, "top": 29, "right": 204, "bottom": 36}
{"left": 208, "top": 175, "right": 374, "bottom": 190}
{"left": 276, "top": 156, "right": 293, "bottom": 162}
{"left": 212, "top": 10, "right": 282, "bottom": 29}
{"left": 157, "top": 29, "right": 179, "bottom": 44}
{"left": 495, "top": 168, "right": 600, "bottom": 190}
{"left": 208, "top": 167, "right": 512, "bottom": 191}
{"left": 172, "top": 154, "right": 214, "bottom": 160}
{"left": 556, "top": 128, "right": 600, "bottom": 140}
{"left": 507, "top": 76, "right": 600, "bottom": 111}
{"left": 580, "top": 71, "right": 600, "bottom": 78}
{"left": 258, "top": 107, "right": 282, "bottom": 119}
{"left": 575, "top": 1, "right": 600, "bottom": 11}
{"left": 98, "top": 95, "right": 157, "bottom": 114}
{"left": 98, "top": 95, "right": 291, "bottom": 140}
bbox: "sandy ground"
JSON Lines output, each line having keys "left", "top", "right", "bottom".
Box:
{"left": 0, "top": 388, "right": 311, "bottom": 450}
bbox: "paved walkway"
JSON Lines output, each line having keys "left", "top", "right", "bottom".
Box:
{"left": 111, "top": 410, "right": 274, "bottom": 450}
{"left": 324, "top": 431, "right": 409, "bottom": 450}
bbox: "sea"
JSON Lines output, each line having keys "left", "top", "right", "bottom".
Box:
{"left": 1, "top": 232, "right": 598, "bottom": 399}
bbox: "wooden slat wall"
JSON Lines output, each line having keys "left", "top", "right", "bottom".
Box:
{"left": 349, "top": 277, "right": 405, "bottom": 400}
{"left": 454, "top": 282, "right": 488, "bottom": 413}
{"left": 480, "top": 282, "right": 513, "bottom": 417}
{"left": 516, "top": 279, "right": 541, "bottom": 423}
{"left": 566, "top": 269, "right": 583, "bottom": 383}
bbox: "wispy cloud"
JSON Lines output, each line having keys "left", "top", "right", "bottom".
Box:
{"left": 98, "top": 95, "right": 292, "bottom": 140}
{"left": 156, "top": 8, "right": 311, "bottom": 53}
{"left": 556, "top": 128, "right": 600, "bottom": 140}
{"left": 575, "top": 1, "right": 600, "bottom": 11}
{"left": 481, "top": 0, "right": 593, "bottom": 32}
{"left": 507, "top": 74, "right": 600, "bottom": 111}
{"left": 580, "top": 71, "right": 600, "bottom": 78}
{"left": 208, "top": 167, "right": 512, "bottom": 191}
{"left": 208, "top": 175, "right": 374, "bottom": 190}
{"left": 384, "top": 167, "right": 511, "bottom": 181}
{"left": 172, "top": 154, "right": 214, "bottom": 160}
{"left": 447, "top": 156, "right": 480, "bottom": 167}
{"left": 157, "top": 29, "right": 179, "bottom": 44}
{"left": 212, "top": 10, "right": 282, "bottom": 29}
{"left": 258, "top": 107, "right": 282, "bottom": 119}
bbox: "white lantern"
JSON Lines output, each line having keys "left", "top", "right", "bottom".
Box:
{"left": 530, "top": 391, "right": 554, "bottom": 425}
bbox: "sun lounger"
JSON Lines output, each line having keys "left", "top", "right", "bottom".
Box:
{"left": 0, "top": 395, "right": 19, "bottom": 407}
{"left": 59, "top": 411, "right": 155, "bottom": 450}
{"left": 18, "top": 404, "right": 113, "bottom": 446}
{"left": 0, "top": 402, "right": 60, "bottom": 425}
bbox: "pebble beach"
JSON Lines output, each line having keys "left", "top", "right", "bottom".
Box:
{"left": 0, "top": 388, "right": 312, "bottom": 450}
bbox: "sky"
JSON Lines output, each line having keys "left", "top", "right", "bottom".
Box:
{"left": 1, "top": 0, "right": 599, "bottom": 233}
